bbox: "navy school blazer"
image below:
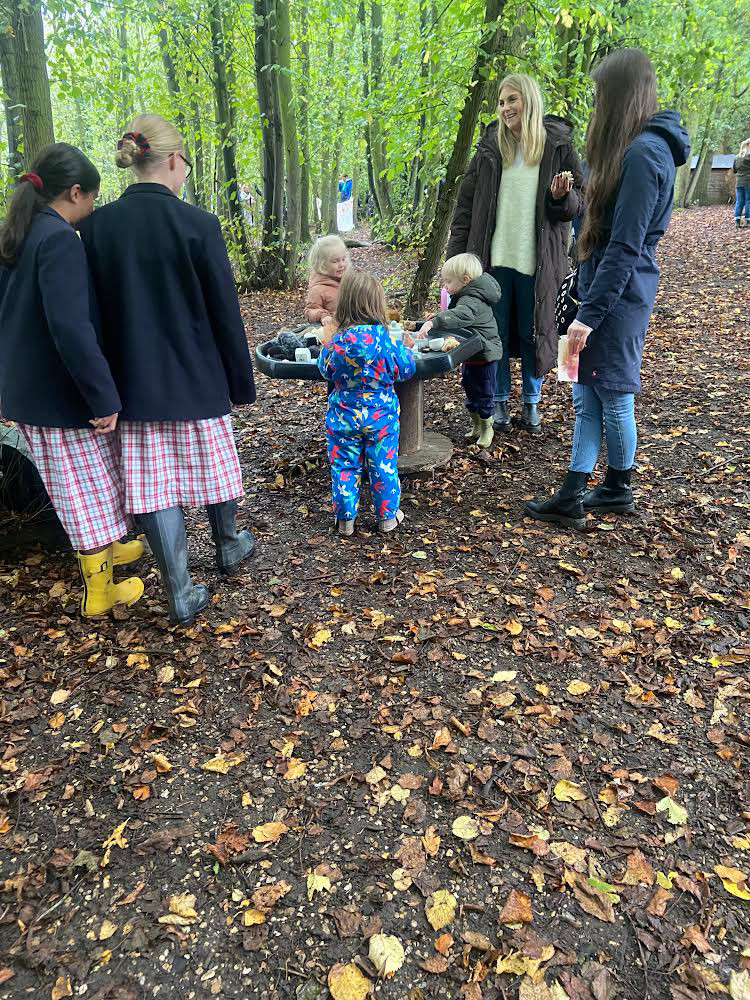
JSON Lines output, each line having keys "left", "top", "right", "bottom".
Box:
{"left": 79, "top": 183, "right": 255, "bottom": 421}
{"left": 0, "top": 207, "right": 121, "bottom": 427}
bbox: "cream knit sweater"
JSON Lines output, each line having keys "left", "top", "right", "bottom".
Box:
{"left": 490, "top": 146, "right": 540, "bottom": 276}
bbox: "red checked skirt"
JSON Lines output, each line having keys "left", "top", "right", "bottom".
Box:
{"left": 17, "top": 424, "right": 131, "bottom": 551}
{"left": 17, "top": 416, "right": 243, "bottom": 548}
{"left": 119, "top": 416, "right": 243, "bottom": 514}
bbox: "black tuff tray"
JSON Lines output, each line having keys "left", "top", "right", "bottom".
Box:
{"left": 255, "top": 324, "right": 482, "bottom": 382}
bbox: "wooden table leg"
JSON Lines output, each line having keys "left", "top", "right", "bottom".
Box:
{"left": 396, "top": 380, "right": 424, "bottom": 457}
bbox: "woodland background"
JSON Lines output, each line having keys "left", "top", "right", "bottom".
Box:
{"left": 0, "top": 0, "right": 749, "bottom": 307}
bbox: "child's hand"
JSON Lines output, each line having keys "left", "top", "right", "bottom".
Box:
{"left": 321, "top": 325, "right": 334, "bottom": 345}
{"left": 402, "top": 332, "right": 415, "bottom": 349}
{"left": 420, "top": 320, "right": 433, "bottom": 337}
{"left": 319, "top": 313, "right": 333, "bottom": 326}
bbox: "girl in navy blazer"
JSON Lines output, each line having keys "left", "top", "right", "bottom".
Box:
{"left": 526, "top": 50, "right": 690, "bottom": 529}
{"left": 79, "top": 114, "right": 256, "bottom": 626}
{"left": 0, "top": 143, "right": 144, "bottom": 617}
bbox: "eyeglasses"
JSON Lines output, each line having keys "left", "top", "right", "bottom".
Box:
{"left": 177, "top": 152, "right": 193, "bottom": 180}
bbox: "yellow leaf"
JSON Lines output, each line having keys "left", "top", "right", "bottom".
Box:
{"left": 307, "top": 871, "right": 331, "bottom": 901}
{"left": 390, "top": 785, "right": 410, "bottom": 802}
{"left": 492, "top": 670, "right": 517, "bottom": 682}
{"left": 664, "top": 617, "right": 683, "bottom": 630}
{"left": 98, "top": 919, "right": 118, "bottom": 940}
{"left": 252, "top": 821, "right": 288, "bottom": 844}
{"left": 49, "top": 580, "right": 66, "bottom": 598}
{"left": 50, "top": 688, "right": 71, "bottom": 706}
{"left": 550, "top": 841, "right": 587, "bottom": 870}
{"left": 242, "top": 908, "right": 266, "bottom": 926}
{"left": 452, "top": 815, "right": 480, "bottom": 840}
{"left": 425, "top": 889, "right": 457, "bottom": 930}
{"left": 51, "top": 975, "right": 73, "bottom": 1000}
{"left": 422, "top": 826, "right": 441, "bottom": 856}
{"left": 201, "top": 752, "right": 246, "bottom": 774}
{"left": 504, "top": 620, "right": 523, "bottom": 635}
{"left": 152, "top": 754, "right": 172, "bottom": 774}
{"left": 391, "top": 867, "right": 412, "bottom": 890}
{"left": 567, "top": 680, "right": 591, "bottom": 696}
{"left": 365, "top": 765, "right": 387, "bottom": 785}
{"left": 730, "top": 969, "right": 750, "bottom": 1000}
{"left": 327, "top": 963, "right": 372, "bottom": 1000}
{"left": 309, "top": 628, "right": 332, "bottom": 650}
{"left": 554, "top": 780, "right": 586, "bottom": 802}
{"left": 656, "top": 796, "right": 688, "bottom": 825}
{"left": 731, "top": 836, "right": 750, "bottom": 850}
{"left": 101, "top": 820, "right": 129, "bottom": 867}
{"left": 715, "top": 865, "right": 750, "bottom": 901}
{"left": 284, "top": 758, "right": 307, "bottom": 781}
{"left": 168, "top": 892, "right": 198, "bottom": 920}
{"left": 368, "top": 933, "right": 405, "bottom": 977}
{"left": 48, "top": 712, "right": 66, "bottom": 730}
{"left": 126, "top": 652, "right": 150, "bottom": 669}
{"left": 656, "top": 870, "right": 677, "bottom": 889}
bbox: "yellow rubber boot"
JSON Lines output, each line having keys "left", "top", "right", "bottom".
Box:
{"left": 77, "top": 547, "right": 144, "bottom": 618}
{"left": 464, "top": 412, "right": 481, "bottom": 441}
{"left": 112, "top": 536, "right": 146, "bottom": 566}
{"left": 476, "top": 417, "right": 495, "bottom": 449}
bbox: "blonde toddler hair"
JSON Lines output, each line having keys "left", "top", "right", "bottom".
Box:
{"left": 115, "top": 113, "right": 184, "bottom": 172}
{"left": 308, "top": 235, "right": 350, "bottom": 276}
{"left": 497, "top": 73, "right": 546, "bottom": 168}
{"left": 334, "top": 269, "right": 387, "bottom": 332}
{"left": 442, "top": 252, "right": 483, "bottom": 283}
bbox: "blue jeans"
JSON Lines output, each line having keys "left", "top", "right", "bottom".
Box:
{"left": 570, "top": 383, "right": 636, "bottom": 473}
{"left": 736, "top": 186, "right": 749, "bottom": 220}
{"left": 490, "top": 266, "right": 543, "bottom": 404}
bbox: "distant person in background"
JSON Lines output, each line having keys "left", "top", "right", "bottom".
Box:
{"left": 338, "top": 174, "right": 353, "bottom": 203}
{"left": 239, "top": 183, "right": 254, "bottom": 225}
{"left": 0, "top": 143, "right": 144, "bottom": 618}
{"left": 733, "top": 139, "right": 750, "bottom": 228}
{"left": 80, "top": 113, "right": 256, "bottom": 627}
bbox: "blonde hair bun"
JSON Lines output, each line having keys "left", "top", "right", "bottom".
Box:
{"left": 115, "top": 139, "right": 138, "bottom": 169}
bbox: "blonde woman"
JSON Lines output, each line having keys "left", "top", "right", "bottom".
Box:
{"left": 733, "top": 139, "right": 750, "bottom": 228}
{"left": 447, "top": 74, "right": 584, "bottom": 432}
{"left": 79, "top": 114, "right": 256, "bottom": 626}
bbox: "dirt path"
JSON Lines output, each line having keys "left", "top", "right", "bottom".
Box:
{"left": 0, "top": 207, "right": 748, "bottom": 1000}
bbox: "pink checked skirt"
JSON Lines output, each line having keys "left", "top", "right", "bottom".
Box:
{"left": 17, "top": 424, "right": 131, "bottom": 551}
{"left": 119, "top": 416, "right": 243, "bottom": 514}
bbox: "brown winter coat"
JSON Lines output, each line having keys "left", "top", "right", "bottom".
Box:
{"left": 304, "top": 271, "right": 341, "bottom": 323}
{"left": 446, "top": 116, "right": 584, "bottom": 377}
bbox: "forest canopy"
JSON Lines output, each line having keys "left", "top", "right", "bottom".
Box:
{"left": 1, "top": 0, "right": 748, "bottom": 297}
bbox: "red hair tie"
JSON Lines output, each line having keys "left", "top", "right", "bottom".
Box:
{"left": 19, "top": 172, "right": 43, "bottom": 192}
{"left": 117, "top": 131, "right": 151, "bottom": 157}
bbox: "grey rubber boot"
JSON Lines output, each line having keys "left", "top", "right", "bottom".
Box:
{"left": 206, "top": 500, "right": 256, "bottom": 575}
{"left": 493, "top": 401, "right": 512, "bottom": 431}
{"left": 137, "top": 507, "right": 210, "bottom": 625}
{"left": 525, "top": 471, "right": 589, "bottom": 530}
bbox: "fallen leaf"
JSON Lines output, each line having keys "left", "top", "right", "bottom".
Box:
{"left": 252, "top": 880, "right": 292, "bottom": 912}
{"left": 656, "top": 796, "right": 688, "bottom": 825}
{"left": 0, "top": 969, "right": 14, "bottom": 986}
{"left": 48, "top": 712, "right": 65, "bottom": 730}
{"left": 101, "top": 820, "right": 129, "bottom": 867}
{"left": 420, "top": 954, "right": 449, "bottom": 973}
{"left": 500, "top": 888, "right": 533, "bottom": 925}
{"left": 567, "top": 680, "right": 591, "bottom": 695}
{"left": 422, "top": 826, "right": 441, "bottom": 856}
{"left": 51, "top": 975, "right": 73, "bottom": 1000}
{"left": 646, "top": 886, "right": 673, "bottom": 916}
{"left": 426, "top": 889, "right": 457, "bottom": 930}
{"left": 98, "top": 919, "right": 117, "bottom": 940}
{"left": 730, "top": 970, "right": 750, "bottom": 1000}
{"left": 492, "top": 670, "right": 517, "bottom": 682}
{"left": 152, "top": 754, "right": 172, "bottom": 774}
{"left": 50, "top": 688, "right": 71, "bottom": 706}
{"left": 168, "top": 892, "right": 197, "bottom": 920}
{"left": 284, "top": 758, "right": 307, "bottom": 781}
{"left": 201, "top": 752, "right": 246, "bottom": 774}
{"left": 368, "top": 933, "right": 405, "bottom": 977}
{"left": 571, "top": 872, "right": 616, "bottom": 922}
{"left": 715, "top": 864, "right": 750, "bottom": 901}
{"left": 307, "top": 871, "right": 331, "bottom": 901}
{"left": 554, "top": 780, "right": 586, "bottom": 802}
{"left": 435, "top": 932, "right": 453, "bottom": 954}
{"left": 452, "top": 815, "right": 480, "bottom": 840}
{"left": 327, "top": 963, "right": 372, "bottom": 1000}
{"left": 252, "top": 821, "right": 288, "bottom": 844}
{"left": 619, "top": 849, "right": 655, "bottom": 886}
{"left": 242, "top": 908, "right": 266, "bottom": 926}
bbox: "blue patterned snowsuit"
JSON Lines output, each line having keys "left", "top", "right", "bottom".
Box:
{"left": 318, "top": 324, "right": 416, "bottom": 521}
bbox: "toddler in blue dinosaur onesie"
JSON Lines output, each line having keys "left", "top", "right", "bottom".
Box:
{"left": 317, "top": 269, "right": 416, "bottom": 536}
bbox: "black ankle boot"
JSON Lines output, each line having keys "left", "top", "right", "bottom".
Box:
{"left": 583, "top": 467, "right": 635, "bottom": 514}
{"left": 516, "top": 402, "right": 541, "bottom": 433}
{"left": 525, "top": 471, "right": 589, "bottom": 529}
{"left": 137, "top": 507, "right": 210, "bottom": 625}
{"left": 206, "top": 500, "right": 256, "bottom": 575}
{"left": 493, "top": 401, "right": 512, "bottom": 431}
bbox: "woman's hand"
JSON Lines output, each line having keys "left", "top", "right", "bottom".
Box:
{"left": 420, "top": 319, "right": 434, "bottom": 337}
{"left": 550, "top": 172, "right": 574, "bottom": 200}
{"left": 567, "top": 319, "right": 593, "bottom": 355}
{"left": 90, "top": 412, "right": 119, "bottom": 433}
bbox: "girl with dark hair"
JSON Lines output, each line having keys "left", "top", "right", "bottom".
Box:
{"left": 80, "top": 114, "right": 256, "bottom": 627}
{"left": 0, "top": 143, "right": 145, "bottom": 617}
{"left": 526, "top": 48, "right": 690, "bottom": 528}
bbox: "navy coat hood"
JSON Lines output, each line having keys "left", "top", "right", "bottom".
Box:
{"left": 645, "top": 111, "right": 690, "bottom": 168}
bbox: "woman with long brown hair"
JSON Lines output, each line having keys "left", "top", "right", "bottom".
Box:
{"left": 526, "top": 49, "right": 690, "bottom": 528}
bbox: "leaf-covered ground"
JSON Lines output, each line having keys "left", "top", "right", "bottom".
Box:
{"left": 1, "top": 207, "right": 749, "bottom": 1000}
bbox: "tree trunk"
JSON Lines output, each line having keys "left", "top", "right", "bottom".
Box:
{"left": 411, "top": 0, "right": 429, "bottom": 214}
{"left": 253, "top": 0, "right": 286, "bottom": 288}
{"left": 298, "top": 0, "right": 311, "bottom": 243}
{"left": 368, "top": 1, "right": 394, "bottom": 219}
{"left": 406, "top": 0, "right": 506, "bottom": 316}
{"left": 356, "top": 1, "right": 380, "bottom": 217}
{"left": 159, "top": 25, "right": 197, "bottom": 205}
{"left": 276, "top": 0, "right": 300, "bottom": 285}
{"left": 0, "top": 17, "right": 22, "bottom": 181}
{"left": 118, "top": 4, "right": 129, "bottom": 131}
{"left": 210, "top": 0, "right": 251, "bottom": 269}
{"left": 186, "top": 58, "right": 206, "bottom": 209}
{"left": 683, "top": 67, "right": 724, "bottom": 207}
{"left": 6, "top": 0, "right": 54, "bottom": 167}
